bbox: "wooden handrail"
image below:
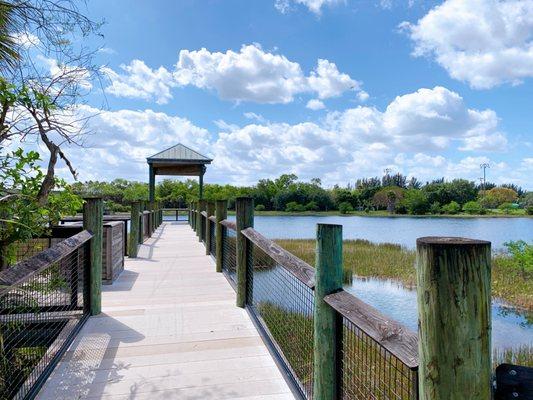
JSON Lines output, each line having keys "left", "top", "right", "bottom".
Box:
{"left": 241, "top": 227, "right": 315, "bottom": 289}
{"left": 324, "top": 289, "right": 419, "bottom": 369}
{"left": 201, "top": 211, "right": 208, "bottom": 217}
{"left": 220, "top": 219, "right": 237, "bottom": 231}
{"left": 0, "top": 230, "right": 93, "bottom": 295}
{"left": 208, "top": 215, "right": 217, "bottom": 223}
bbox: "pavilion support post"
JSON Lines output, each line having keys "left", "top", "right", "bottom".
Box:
{"left": 129, "top": 202, "right": 140, "bottom": 258}
{"left": 313, "top": 223, "right": 343, "bottom": 400}
{"left": 199, "top": 170, "right": 204, "bottom": 199}
{"left": 236, "top": 197, "right": 254, "bottom": 308}
{"left": 416, "top": 237, "right": 491, "bottom": 400}
{"left": 198, "top": 200, "right": 206, "bottom": 242}
{"left": 83, "top": 197, "right": 103, "bottom": 316}
{"left": 205, "top": 202, "right": 215, "bottom": 256}
{"left": 149, "top": 164, "right": 155, "bottom": 203}
{"left": 215, "top": 200, "right": 227, "bottom": 273}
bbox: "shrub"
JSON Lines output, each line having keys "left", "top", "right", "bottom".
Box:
{"left": 305, "top": 201, "right": 319, "bottom": 211}
{"left": 498, "top": 202, "right": 514, "bottom": 214}
{"left": 442, "top": 201, "right": 461, "bottom": 215}
{"left": 462, "top": 201, "right": 483, "bottom": 215}
{"left": 255, "top": 204, "right": 266, "bottom": 211}
{"left": 429, "top": 202, "right": 441, "bottom": 214}
{"left": 338, "top": 201, "right": 353, "bottom": 214}
{"left": 527, "top": 206, "right": 533, "bottom": 215}
{"left": 285, "top": 201, "right": 306, "bottom": 212}
{"left": 504, "top": 240, "right": 533, "bottom": 278}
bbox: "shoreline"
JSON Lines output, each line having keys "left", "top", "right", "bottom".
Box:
{"left": 226, "top": 210, "right": 532, "bottom": 218}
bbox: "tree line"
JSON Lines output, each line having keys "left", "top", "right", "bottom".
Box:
{"left": 72, "top": 173, "right": 533, "bottom": 216}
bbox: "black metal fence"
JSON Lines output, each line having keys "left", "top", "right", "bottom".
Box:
{"left": 221, "top": 221, "right": 237, "bottom": 288}
{"left": 0, "top": 230, "right": 92, "bottom": 400}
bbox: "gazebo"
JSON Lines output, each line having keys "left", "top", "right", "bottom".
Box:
{"left": 146, "top": 144, "right": 212, "bottom": 202}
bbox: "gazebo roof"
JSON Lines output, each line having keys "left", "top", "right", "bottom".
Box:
{"left": 147, "top": 143, "right": 212, "bottom": 164}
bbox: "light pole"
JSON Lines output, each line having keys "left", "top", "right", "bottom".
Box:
{"left": 480, "top": 163, "right": 490, "bottom": 192}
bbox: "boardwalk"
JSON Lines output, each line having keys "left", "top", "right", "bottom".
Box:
{"left": 37, "top": 222, "right": 295, "bottom": 400}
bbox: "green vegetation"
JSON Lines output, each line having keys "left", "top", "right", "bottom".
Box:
{"left": 276, "top": 239, "right": 533, "bottom": 310}
{"left": 71, "top": 173, "right": 532, "bottom": 218}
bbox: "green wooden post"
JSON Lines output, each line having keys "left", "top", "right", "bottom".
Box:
{"left": 313, "top": 223, "right": 343, "bottom": 400}
{"left": 138, "top": 201, "right": 144, "bottom": 244}
{"left": 198, "top": 200, "right": 206, "bottom": 242}
{"left": 205, "top": 201, "right": 215, "bottom": 256}
{"left": 129, "top": 202, "right": 140, "bottom": 258}
{"left": 416, "top": 237, "right": 491, "bottom": 400}
{"left": 83, "top": 197, "right": 103, "bottom": 316}
{"left": 215, "top": 200, "right": 227, "bottom": 273}
{"left": 236, "top": 197, "right": 254, "bottom": 308}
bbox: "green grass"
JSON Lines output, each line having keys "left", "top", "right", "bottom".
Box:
{"left": 276, "top": 239, "right": 533, "bottom": 310}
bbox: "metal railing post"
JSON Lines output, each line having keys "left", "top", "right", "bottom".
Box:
{"left": 83, "top": 197, "right": 103, "bottom": 316}
{"left": 215, "top": 200, "right": 227, "bottom": 273}
{"left": 416, "top": 237, "right": 491, "bottom": 400}
{"left": 236, "top": 197, "right": 254, "bottom": 308}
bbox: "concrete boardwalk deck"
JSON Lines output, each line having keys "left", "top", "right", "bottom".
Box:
{"left": 37, "top": 222, "right": 295, "bottom": 400}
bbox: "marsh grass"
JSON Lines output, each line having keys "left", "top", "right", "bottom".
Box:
{"left": 276, "top": 239, "right": 533, "bottom": 310}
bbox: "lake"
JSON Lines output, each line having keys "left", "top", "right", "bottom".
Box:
{"left": 226, "top": 214, "right": 532, "bottom": 250}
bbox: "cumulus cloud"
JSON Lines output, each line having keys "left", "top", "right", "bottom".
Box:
{"left": 306, "top": 99, "right": 326, "bottom": 110}
{"left": 274, "top": 0, "right": 344, "bottom": 14}
{"left": 104, "top": 44, "right": 363, "bottom": 105}
{"left": 102, "top": 60, "right": 176, "bottom": 104}
{"left": 400, "top": 0, "right": 533, "bottom": 89}
{"left": 22, "top": 86, "right": 522, "bottom": 187}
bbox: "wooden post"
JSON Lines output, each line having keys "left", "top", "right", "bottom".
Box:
{"left": 416, "top": 237, "right": 491, "bottom": 400}
{"left": 215, "top": 200, "right": 227, "bottom": 273}
{"left": 236, "top": 197, "right": 254, "bottom": 308}
{"left": 205, "top": 201, "right": 215, "bottom": 256}
{"left": 198, "top": 200, "right": 206, "bottom": 242}
{"left": 138, "top": 201, "right": 144, "bottom": 244}
{"left": 129, "top": 202, "right": 140, "bottom": 258}
{"left": 83, "top": 197, "right": 103, "bottom": 316}
{"left": 313, "top": 224, "right": 343, "bottom": 400}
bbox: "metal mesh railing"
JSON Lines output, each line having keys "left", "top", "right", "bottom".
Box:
{"left": 209, "top": 220, "right": 216, "bottom": 257}
{"left": 0, "top": 232, "right": 91, "bottom": 400}
{"left": 341, "top": 317, "right": 418, "bottom": 399}
{"left": 222, "top": 227, "right": 237, "bottom": 288}
{"left": 246, "top": 244, "right": 315, "bottom": 398}
{"left": 200, "top": 215, "right": 206, "bottom": 243}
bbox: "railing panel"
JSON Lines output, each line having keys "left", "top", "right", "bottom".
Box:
{"left": 245, "top": 239, "right": 315, "bottom": 398}
{"left": 0, "top": 231, "right": 91, "bottom": 400}
{"left": 222, "top": 226, "right": 237, "bottom": 288}
{"left": 209, "top": 220, "right": 216, "bottom": 257}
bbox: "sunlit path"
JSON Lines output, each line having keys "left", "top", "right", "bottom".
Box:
{"left": 37, "top": 222, "right": 295, "bottom": 400}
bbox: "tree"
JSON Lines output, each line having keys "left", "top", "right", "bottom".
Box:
{"left": 504, "top": 240, "right": 533, "bottom": 279}
{"left": 372, "top": 187, "right": 403, "bottom": 213}
{"left": 401, "top": 189, "right": 430, "bottom": 215}
{"left": 0, "top": 1, "right": 20, "bottom": 68}
{"left": 0, "top": 149, "right": 81, "bottom": 267}
{"left": 338, "top": 201, "right": 353, "bottom": 214}
{"left": 481, "top": 187, "right": 518, "bottom": 208}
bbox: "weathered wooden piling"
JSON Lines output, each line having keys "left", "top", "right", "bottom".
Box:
{"left": 129, "top": 201, "right": 140, "bottom": 258}
{"left": 83, "top": 197, "right": 103, "bottom": 316}
{"left": 205, "top": 201, "right": 215, "bottom": 256}
{"left": 313, "top": 223, "right": 343, "bottom": 400}
{"left": 215, "top": 200, "right": 227, "bottom": 273}
{"left": 416, "top": 237, "right": 491, "bottom": 400}
{"left": 236, "top": 197, "right": 254, "bottom": 308}
{"left": 198, "top": 200, "right": 206, "bottom": 242}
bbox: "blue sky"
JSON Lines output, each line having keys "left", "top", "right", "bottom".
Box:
{"left": 42, "top": 0, "right": 533, "bottom": 188}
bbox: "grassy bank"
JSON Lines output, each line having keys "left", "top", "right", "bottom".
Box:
{"left": 276, "top": 239, "right": 533, "bottom": 310}
{"left": 228, "top": 210, "right": 532, "bottom": 218}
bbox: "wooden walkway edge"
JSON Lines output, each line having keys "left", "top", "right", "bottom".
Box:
{"left": 37, "top": 222, "right": 295, "bottom": 400}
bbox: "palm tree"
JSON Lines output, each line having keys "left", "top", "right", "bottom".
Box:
{"left": 0, "top": 1, "right": 20, "bottom": 69}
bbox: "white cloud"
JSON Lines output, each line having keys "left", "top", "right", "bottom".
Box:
{"left": 274, "top": 0, "right": 344, "bottom": 14}
{"left": 243, "top": 112, "right": 268, "bottom": 124}
{"left": 306, "top": 99, "right": 326, "bottom": 110}
{"left": 12, "top": 31, "right": 40, "bottom": 48}
{"left": 401, "top": 0, "right": 533, "bottom": 89}
{"left": 104, "top": 44, "right": 363, "bottom": 105}
{"left": 102, "top": 60, "right": 176, "bottom": 104}
{"left": 357, "top": 90, "right": 369, "bottom": 102}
